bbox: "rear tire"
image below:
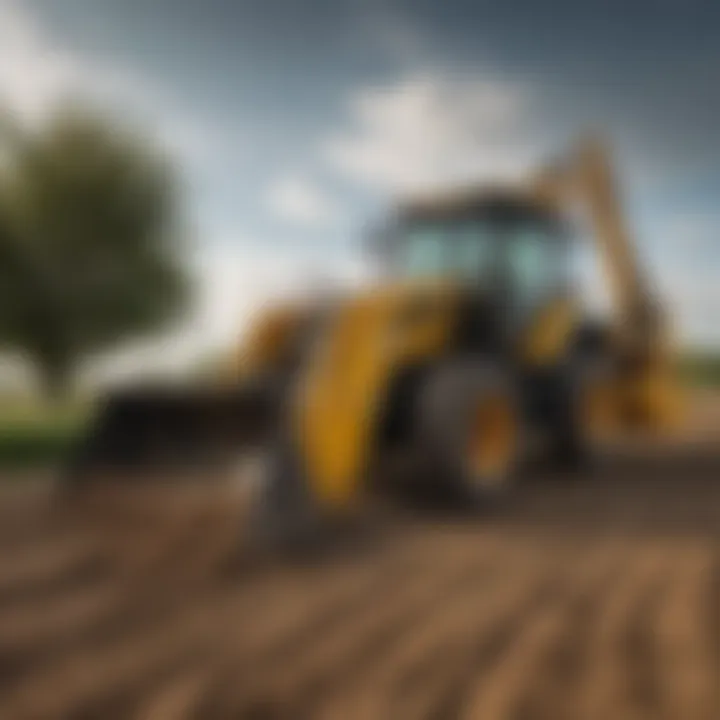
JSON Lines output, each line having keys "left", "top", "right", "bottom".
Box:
{"left": 547, "top": 357, "right": 616, "bottom": 474}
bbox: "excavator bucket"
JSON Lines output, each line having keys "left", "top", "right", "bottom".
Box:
{"left": 63, "top": 383, "right": 279, "bottom": 486}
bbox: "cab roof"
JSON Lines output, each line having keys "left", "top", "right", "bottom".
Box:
{"left": 398, "top": 186, "right": 562, "bottom": 225}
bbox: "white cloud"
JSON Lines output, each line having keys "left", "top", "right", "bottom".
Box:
{"left": 323, "top": 73, "right": 545, "bottom": 195}
{"left": 0, "top": 0, "right": 86, "bottom": 121}
{"left": 180, "top": 240, "right": 373, "bottom": 353}
{"left": 265, "top": 175, "right": 338, "bottom": 228}
{"left": 0, "top": 0, "right": 147, "bottom": 121}
{"left": 0, "top": 0, "right": 211, "bottom": 167}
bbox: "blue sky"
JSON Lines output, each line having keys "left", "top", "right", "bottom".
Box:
{"left": 1, "top": 0, "right": 718, "bottom": 377}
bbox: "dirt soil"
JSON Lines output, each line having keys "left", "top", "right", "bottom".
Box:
{"left": 0, "top": 396, "right": 719, "bottom": 720}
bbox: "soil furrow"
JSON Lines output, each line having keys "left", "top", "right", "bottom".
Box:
{"left": 451, "top": 540, "right": 623, "bottom": 720}
{"left": 653, "top": 546, "right": 717, "bottom": 720}
{"left": 310, "top": 540, "right": 560, "bottom": 720}
{"left": 574, "top": 547, "right": 671, "bottom": 720}
{"left": 190, "top": 532, "right": 508, "bottom": 718}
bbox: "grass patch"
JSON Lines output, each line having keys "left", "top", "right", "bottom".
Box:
{"left": 0, "top": 396, "right": 90, "bottom": 470}
{"left": 0, "top": 427, "right": 79, "bottom": 469}
{"left": 679, "top": 352, "right": 720, "bottom": 387}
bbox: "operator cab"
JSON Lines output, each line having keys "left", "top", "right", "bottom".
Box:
{"left": 389, "top": 191, "right": 571, "bottom": 313}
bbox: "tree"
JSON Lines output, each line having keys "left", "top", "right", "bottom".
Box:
{"left": 0, "top": 105, "right": 191, "bottom": 399}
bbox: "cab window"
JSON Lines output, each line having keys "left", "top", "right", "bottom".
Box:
{"left": 505, "top": 224, "right": 565, "bottom": 308}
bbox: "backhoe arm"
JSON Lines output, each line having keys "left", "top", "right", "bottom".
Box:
{"left": 533, "top": 138, "right": 660, "bottom": 350}
{"left": 533, "top": 138, "right": 680, "bottom": 430}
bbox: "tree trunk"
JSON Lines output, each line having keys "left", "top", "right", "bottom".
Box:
{"left": 37, "top": 357, "right": 74, "bottom": 404}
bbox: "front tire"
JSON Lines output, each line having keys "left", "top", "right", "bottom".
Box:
{"left": 416, "top": 359, "right": 521, "bottom": 509}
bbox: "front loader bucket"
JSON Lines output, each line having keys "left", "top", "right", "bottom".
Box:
{"left": 63, "top": 384, "right": 279, "bottom": 486}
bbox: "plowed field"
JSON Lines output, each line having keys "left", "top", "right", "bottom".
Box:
{"left": 0, "top": 398, "right": 719, "bottom": 720}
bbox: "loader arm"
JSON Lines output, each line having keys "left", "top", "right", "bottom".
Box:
{"left": 293, "top": 285, "right": 456, "bottom": 509}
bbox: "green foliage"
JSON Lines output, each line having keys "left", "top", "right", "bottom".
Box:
{"left": 0, "top": 105, "right": 191, "bottom": 397}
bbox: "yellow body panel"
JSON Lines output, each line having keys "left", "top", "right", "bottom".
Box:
{"left": 521, "top": 297, "right": 579, "bottom": 366}
{"left": 618, "top": 357, "right": 684, "bottom": 433}
{"left": 294, "top": 283, "right": 457, "bottom": 509}
{"left": 290, "top": 290, "right": 579, "bottom": 508}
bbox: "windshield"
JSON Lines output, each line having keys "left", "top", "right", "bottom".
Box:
{"left": 506, "top": 223, "right": 566, "bottom": 308}
{"left": 393, "top": 216, "right": 568, "bottom": 299}
{"left": 398, "top": 220, "right": 497, "bottom": 282}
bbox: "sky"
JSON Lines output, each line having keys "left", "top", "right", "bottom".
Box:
{"left": 0, "top": 0, "right": 719, "bottom": 380}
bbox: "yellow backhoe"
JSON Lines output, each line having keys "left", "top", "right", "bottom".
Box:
{"left": 67, "top": 138, "right": 681, "bottom": 544}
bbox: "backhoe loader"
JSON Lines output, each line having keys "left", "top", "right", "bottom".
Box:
{"left": 66, "top": 138, "right": 681, "bottom": 543}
